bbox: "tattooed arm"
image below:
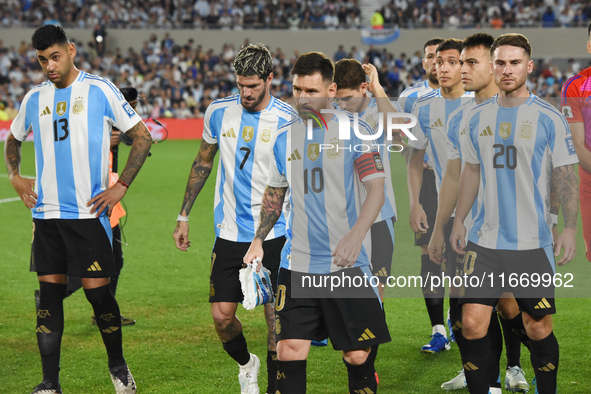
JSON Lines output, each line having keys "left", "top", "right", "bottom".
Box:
{"left": 88, "top": 120, "right": 152, "bottom": 217}
{"left": 173, "top": 138, "right": 219, "bottom": 251}
{"left": 553, "top": 164, "right": 579, "bottom": 265}
{"left": 4, "top": 133, "right": 37, "bottom": 209}
{"left": 550, "top": 166, "right": 560, "bottom": 243}
{"left": 243, "top": 185, "right": 288, "bottom": 267}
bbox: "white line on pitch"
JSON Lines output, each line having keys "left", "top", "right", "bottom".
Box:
{"left": 0, "top": 197, "right": 21, "bottom": 204}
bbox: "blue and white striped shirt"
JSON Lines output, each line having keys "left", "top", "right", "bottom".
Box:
{"left": 268, "top": 114, "right": 385, "bottom": 274}
{"left": 462, "top": 93, "right": 578, "bottom": 250}
{"left": 10, "top": 71, "right": 141, "bottom": 220}
{"left": 202, "top": 94, "right": 293, "bottom": 242}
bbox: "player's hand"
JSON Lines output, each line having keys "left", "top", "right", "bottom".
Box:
{"left": 409, "top": 204, "right": 428, "bottom": 234}
{"left": 554, "top": 228, "right": 577, "bottom": 266}
{"left": 428, "top": 228, "right": 445, "bottom": 265}
{"left": 110, "top": 130, "right": 121, "bottom": 149}
{"left": 173, "top": 220, "right": 191, "bottom": 251}
{"left": 87, "top": 182, "right": 127, "bottom": 217}
{"left": 450, "top": 221, "right": 467, "bottom": 255}
{"left": 244, "top": 239, "right": 264, "bottom": 271}
{"left": 362, "top": 63, "right": 382, "bottom": 96}
{"left": 10, "top": 174, "right": 37, "bottom": 209}
{"left": 333, "top": 229, "right": 364, "bottom": 268}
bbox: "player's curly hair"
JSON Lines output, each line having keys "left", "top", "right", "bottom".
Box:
{"left": 233, "top": 44, "right": 273, "bottom": 81}
{"left": 334, "top": 59, "right": 365, "bottom": 90}
{"left": 32, "top": 24, "right": 69, "bottom": 51}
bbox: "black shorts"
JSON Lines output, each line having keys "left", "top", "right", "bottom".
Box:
{"left": 30, "top": 218, "right": 115, "bottom": 278}
{"left": 370, "top": 218, "right": 395, "bottom": 283}
{"left": 209, "top": 236, "right": 285, "bottom": 303}
{"left": 275, "top": 268, "right": 391, "bottom": 351}
{"left": 415, "top": 168, "right": 437, "bottom": 246}
{"left": 458, "top": 242, "right": 556, "bottom": 316}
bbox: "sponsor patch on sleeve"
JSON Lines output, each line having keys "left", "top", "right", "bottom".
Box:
{"left": 566, "top": 136, "right": 576, "bottom": 156}
{"left": 122, "top": 102, "right": 136, "bottom": 119}
{"left": 562, "top": 106, "right": 573, "bottom": 119}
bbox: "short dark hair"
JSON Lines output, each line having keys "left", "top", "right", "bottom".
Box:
{"left": 291, "top": 52, "right": 334, "bottom": 84}
{"left": 334, "top": 59, "right": 365, "bottom": 90}
{"left": 490, "top": 33, "right": 532, "bottom": 58}
{"left": 32, "top": 24, "right": 69, "bottom": 51}
{"left": 436, "top": 38, "right": 463, "bottom": 54}
{"left": 233, "top": 43, "right": 273, "bottom": 80}
{"left": 462, "top": 33, "right": 495, "bottom": 51}
{"left": 588, "top": 21, "right": 591, "bottom": 37}
{"left": 424, "top": 38, "right": 445, "bottom": 51}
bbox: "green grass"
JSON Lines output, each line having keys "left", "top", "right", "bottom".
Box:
{"left": 1, "top": 140, "right": 590, "bottom": 393}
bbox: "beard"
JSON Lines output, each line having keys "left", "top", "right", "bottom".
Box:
{"left": 241, "top": 88, "right": 266, "bottom": 112}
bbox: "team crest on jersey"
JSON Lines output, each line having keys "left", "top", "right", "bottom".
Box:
{"left": 518, "top": 121, "right": 533, "bottom": 141}
{"left": 326, "top": 138, "right": 341, "bottom": 159}
{"left": 55, "top": 101, "right": 67, "bottom": 117}
{"left": 260, "top": 127, "right": 272, "bottom": 144}
{"left": 72, "top": 97, "right": 85, "bottom": 115}
{"left": 365, "top": 114, "right": 378, "bottom": 131}
{"left": 242, "top": 126, "right": 254, "bottom": 142}
{"left": 499, "top": 122, "right": 512, "bottom": 140}
{"left": 307, "top": 143, "right": 320, "bottom": 161}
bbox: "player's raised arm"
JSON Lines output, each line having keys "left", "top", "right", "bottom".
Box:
{"left": 4, "top": 133, "right": 37, "bottom": 209}
{"left": 553, "top": 164, "right": 579, "bottom": 265}
{"left": 173, "top": 139, "right": 219, "bottom": 251}
{"left": 244, "top": 185, "right": 287, "bottom": 268}
{"left": 88, "top": 120, "right": 152, "bottom": 217}
{"left": 362, "top": 63, "right": 405, "bottom": 129}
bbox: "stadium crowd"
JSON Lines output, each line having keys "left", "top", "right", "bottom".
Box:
{"left": 2, "top": 0, "right": 591, "bottom": 29}
{"left": 0, "top": 33, "right": 585, "bottom": 121}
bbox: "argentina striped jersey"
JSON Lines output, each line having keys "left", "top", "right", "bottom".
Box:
{"left": 409, "top": 88, "right": 474, "bottom": 192}
{"left": 268, "top": 114, "right": 384, "bottom": 274}
{"left": 10, "top": 71, "right": 142, "bottom": 220}
{"left": 358, "top": 96, "right": 399, "bottom": 222}
{"left": 398, "top": 80, "right": 434, "bottom": 166}
{"left": 202, "top": 94, "right": 293, "bottom": 242}
{"left": 462, "top": 94, "right": 578, "bottom": 250}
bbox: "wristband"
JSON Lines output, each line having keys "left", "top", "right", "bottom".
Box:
{"left": 550, "top": 213, "right": 558, "bottom": 226}
{"left": 177, "top": 214, "right": 189, "bottom": 222}
{"left": 117, "top": 179, "right": 130, "bottom": 188}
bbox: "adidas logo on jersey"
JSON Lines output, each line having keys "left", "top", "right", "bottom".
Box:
{"left": 87, "top": 261, "right": 102, "bottom": 272}
{"left": 430, "top": 118, "right": 444, "bottom": 128}
{"left": 222, "top": 128, "right": 237, "bottom": 138}
{"left": 40, "top": 106, "right": 51, "bottom": 116}
{"left": 358, "top": 328, "right": 376, "bottom": 341}
{"left": 534, "top": 298, "right": 552, "bottom": 309}
{"left": 287, "top": 149, "right": 302, "bottom": 161}
{"left": 480, "top": 126, "right": 493, "bottom": 137}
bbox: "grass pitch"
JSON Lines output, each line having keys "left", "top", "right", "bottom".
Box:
{"left": 1, "top": 140, "right": 589, "bottom": 393}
